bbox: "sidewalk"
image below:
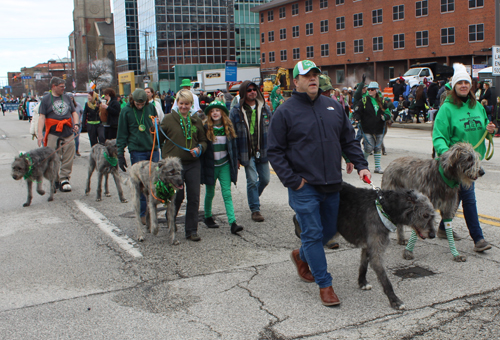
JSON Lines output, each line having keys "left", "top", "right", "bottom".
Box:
{"left": 390, "top": 119, "right": 433, "bottom": 131}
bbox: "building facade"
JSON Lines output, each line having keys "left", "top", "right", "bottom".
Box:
{"left": 253, "top": 0, "right": 495, "bottom": 87}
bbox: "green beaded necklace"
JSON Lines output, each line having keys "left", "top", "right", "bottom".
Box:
{"left": 179, "top": 112, "right": 194, "bottom": 149}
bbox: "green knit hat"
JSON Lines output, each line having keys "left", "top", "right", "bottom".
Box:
{"left": 204, "top": 100, "right": 229, "bottom": 116}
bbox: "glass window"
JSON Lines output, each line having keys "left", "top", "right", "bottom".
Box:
{"left": 336, "top": 70, "right": 345, "bottom": 84}
{"left": 373, "top": 36, "right": 383, "bottom": 52}
{"left": 306, "top": 46, "right": 314, "bottom": 58}
{"left": 469, "top": 24, "right": 484, "bottom": 42}
{"left": 336, "top": 16, "right": 345, "bottom": 30}
{"left": 306, "top": 23, "right": 313, "bottom": 36}
{"left": 279, "top": 7, "right": 286, "bottom": 19}
{"left": 261, "top": 32, "right": 264, "bottom": 43}
{"left": 321, "top": 44, "right": 329, "bottom": 57}
{"left": 469, "top": 0, "right": 484, "bottom": 8}
{"left": 292, "top": 25, "right": 299, "bottom": 38}
{"left": 416, "top": 30, "right": 429, "bottom": 47}
{"left": 441, "top": 0, "right": 454, "bottom": 13}
{"left": 354, "top": 39, "right": 364, "bottom": 53}
{"left": 416, "top": 1, "right": 428, "bottom": 17}
{"left": 393, "top": 5, "right": 404, "bottom": 21}
{"left": 280, "top": 28, "right": 286, "bottom": 40}
{"left": 260, "top": 12, "right": 264, "bottom": 23}
{"left": 354, "top": 13, "right": 363, "bottom": 27}
{"left": 337, "top": 41, "right": 345, "bottom": 55}
{"left": 293, "top": 48, "right": 300, "bottom": 60}
{"left": 292, "top": 3, "right": 298, "bottom": 15}
{"left": 268, "top": 10, "right": 274, "bottom": 21}
{"left": 261, "top": 52, "right": 265, "bottom": 63}
{"left": 441, "top": 27, "right": 455, "bottom": 44}
{"left": 393, "top": 33, "right": 405, "bottom": 49}
{"left": 280, "top": 49, "right": 287, "bottom": 61}
{"left": 320, "top": 0, "right": 328, "bottom": 9}
{"left": 268, "top": 31, "right": 274, "bottom": 42}
{"left": 372, "top": 9, "right": 382, "bottom": 24}
{"left": 269, "top": 51, "right": 275, "bottom": 62}
{"left": 336, "top": 0, "right": 344, "bottom": 5}
{"left": 305, "top": 0, "right": 312, "bottom": 12}
{"left": 320, "top": 20, "right": 328, "bottom": 33}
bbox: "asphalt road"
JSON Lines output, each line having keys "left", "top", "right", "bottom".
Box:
{"left": 1, "top": 111, "right": 500, "bottom": 339}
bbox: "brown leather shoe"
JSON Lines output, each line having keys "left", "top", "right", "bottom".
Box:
{"left": 290, "top": 249, "right": 314, "bottom": 283}
{"left": 251, "top": 211, "right": 265, "bottom": 222}
{"left": 319, "top": 286, "right": 341, "bottom": 306}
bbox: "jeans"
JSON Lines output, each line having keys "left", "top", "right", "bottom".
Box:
{"left": 363, "top": 133, "right": 383, "bottom": 155}
{"left": 130, "top": 150, "right": 159, "bottom": 217}
{"left": 244, "top": 157, "right": 270, "bottom": 212}
{"left": 289, "top": 184, "right": 340, "bottom": 288}
{"left": 74, "top": 123, "right": 83, "bottom": 152}
{"left": 438, "top": 183, "right": 484, "bottom": 243}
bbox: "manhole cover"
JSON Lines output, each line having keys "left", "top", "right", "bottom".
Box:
{"left": 393, "top": 266, "right": 436, "bottom": 279}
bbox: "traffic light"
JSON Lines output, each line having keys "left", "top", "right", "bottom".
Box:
{"left": 63, "top": 74, "right": 67, "bottom": 80}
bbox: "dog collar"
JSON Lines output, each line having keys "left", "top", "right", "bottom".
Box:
{"left": 437, "top": 159, "right": 459, "bottom": 188}
{"left": 103, "top": 152, "right": 118, "bottom": 167}
{"left": 154, "top": 179, "right": 176, "bottom": 205}
{"left": 20, "top": 153, "right": 35, "bottom": 181}
{"left": 375, "top": 198, "right": 397, "bottom": 232}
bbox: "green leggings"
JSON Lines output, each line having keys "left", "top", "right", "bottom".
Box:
{"left": 204, "top": 162, "right": 236, "bottom": 224}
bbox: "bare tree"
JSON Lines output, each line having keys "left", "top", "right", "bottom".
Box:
{"left": 89, "top": 59, "right": 113, "bottom": 91}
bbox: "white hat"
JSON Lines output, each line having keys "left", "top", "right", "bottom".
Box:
{"left": 451, "top": 63, "right": 471, "bottom": 89}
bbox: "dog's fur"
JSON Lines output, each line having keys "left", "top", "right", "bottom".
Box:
{"left": 129, "top": 157, "right": 183, "bottom": 245}
{"left": 294, "top": 182, "right": 436, "bottom": 310}
{"left": 381, "top": 142, "right": 483, "bottom": 261}
{"left": 11, "top": 146, "right": 61, "bottom": 207}
{"left": 85, "top": 139, "right": 127, "bottom": 203}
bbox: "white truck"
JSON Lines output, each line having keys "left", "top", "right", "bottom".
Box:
{"left": 389, "top": 62, "right": 454, "bottom": 88}
{"left": 191, "top": 67, "right": 261, "bottom": 95}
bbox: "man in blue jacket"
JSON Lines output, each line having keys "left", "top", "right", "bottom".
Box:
{"left": 268, "top": 60, "right": 370, "bottom": 307}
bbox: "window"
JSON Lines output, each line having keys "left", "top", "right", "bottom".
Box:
{"left": 441, "top": 0, "right": 454, "bottom": 13}
{"left": 336, "top": 0, "right": 344, "bottom": 4}
{"left": 293, "top": 48, "right": 300, "bottom": 60}
{"left": 268, "top": 31, "right": 274, "bottom": 42}
{"left": 416, "top": 30, "right": 429, "bottom": 47}
{"left": 384, "top": 66, "right": 395, "bottom": 79}
{"left": 373, "top": 36, "right": 383, "bottom": 52}
{"left": 372, "top": 9, "right": 382, "bottom": 24}
{"left": 469, "top": 0, "right": 484, "bottom": 8}
{"left": 280, "top": 50, "right": 287, "bottom": 61}
{"left": 320, "top": 20, "right": 329, "bottom": 33}
{"left": 279, "top": 7, "right": 285, "bottom": 19}
{"left": 261, "top": 52, "right": 265, "bottom": 63}
{"left": 393, "top": 5, "right": 404, "bottom": 21}
{"left": 469, "top": 24, "right": 484, "bottom": 42}
{"left": 280, "top": 28, "right": 286, "bottom": 40}
{"left": 336, "top": 70, "right": 345, "bottom": 84}
{"left": 441, "top": 27, "right": 455, "bottom": 44}
{"left": 393, "top": 33, "right": 405, "bottom": 49}
{"left": 261, "top": 32, "right": 264, "bottom": 43}
{"left": 306, "top": 23, "right": 313, "bottom": 36}
{"left": 292, "top": 3, "right": 298, "bottom": 15}
{"left": 292, "top": 25, "right": 299, "bottom": 38}
{"left": 305, "top": 0, "right": 312, "bottom": 12}
{"left": 336, "top": 16, "right": 345, "bottom": 30}
{"left": 268, "top": 10, "right": 274, "bottom": 21}
{"left": 269, "top": 51, "right": 275, "bottom": 63}
{"left": 416, "top": 1, "right": 428, "bottom": 17}
{"left": 320, "top": 0, "right": 328, "bottom": 9}
{"left": 321, "top": 44, "right": 329, "bottom": 57}
{"left": 353, "top": 13, "right": 363, "bottom": 27}
{"left": 337, "top": 41, "right": 346, "bottom": 55}
{"left": 260, "top": 13, "right": 264, "bottom": 23}
{"left": 306, "top": 46, "right": 314, "bottom": 58}
{"left": 354, "top": 39, "right": 364, "bottom": 53}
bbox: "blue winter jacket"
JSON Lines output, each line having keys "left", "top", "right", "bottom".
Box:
{"left": 268, "top": 90, "right": 368, "bottom": 190}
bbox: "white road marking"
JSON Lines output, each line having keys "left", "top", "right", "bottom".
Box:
{"left": 74, "top": 200, "right": 143, "bottom": 258}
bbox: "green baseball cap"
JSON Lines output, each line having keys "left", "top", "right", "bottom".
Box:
{"left": 293, "top": 60, "right": 321, "bottom": 78}
{"left": 132, "top": 89, "right": 147, "bottom": 103}
{"left": 318, "top": 74, "right": 334, "bottom": 91}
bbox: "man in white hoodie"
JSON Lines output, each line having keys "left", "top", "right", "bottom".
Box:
{"left": 145, "top": 87, "right": 164, "bottom": 122}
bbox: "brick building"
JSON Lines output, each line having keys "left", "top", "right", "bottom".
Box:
{"left": 252, "top": 0, "right": 495, "bottom": 88}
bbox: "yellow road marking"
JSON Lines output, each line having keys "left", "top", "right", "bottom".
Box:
{"left": 456, "top": 212, "right": 500, "bottom": 227}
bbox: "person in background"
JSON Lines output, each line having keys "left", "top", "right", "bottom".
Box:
{"left": 83, "top": 91, "right": 105, "bottom": 147}
{"left": 492, "top": 97, "right": 500, "bottom": 137}
{"left": 222, "top": 89, "right": 233, "bottom": 111}
{"left": 145, "top": 87, "right": 164, "bottom": 122}
{"left": 171, "top": 79, "right": 202, "bottom": 117}
{"left": 70, "top": 94, "right": 84, "bottom": 156}
{"left": 100, "top": 88, "right": 121, "bottom": 140}
{"left": 270, "top": 84, "right": 284, "bottom": 113}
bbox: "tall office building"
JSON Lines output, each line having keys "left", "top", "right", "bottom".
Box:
{"left": 114, "top": 0, "right": 141, "bottom": 75}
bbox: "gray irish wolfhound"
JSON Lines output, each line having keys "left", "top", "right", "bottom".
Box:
{"left": 294, "top": 182, "right": 436, "bottom": 310}
{"left": 85, "top": 139, "right": 127, "bottom": 203}
{"left": 11, "top": 146, "right": 61, "bottom": 207}
{"left": 381, "top": 142, "right": 483, "bottom": 262}
{"left": 129, "top": 157, "right": 184, "bottom": 245}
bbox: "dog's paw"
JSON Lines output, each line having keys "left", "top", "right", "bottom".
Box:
{"left": 48, "top": 197, "right": 54, "bottom": 202}
{"left": 360, "top": 284, "right": 372, "bottom": 290}
{"left": 138, "top": 236, "right": 145, "bottom": 242}
{"left": 121, "top": 199, "right": 128, "bottom": 203}
{"left": 105, "top": 193, "right": 111, "bottom": 197}
{"left": 172, "top": 239, "right": 180, "bottom": 246}
{"left": 37, "top": 190, "right": 45, "bottom": 196}
{"left": 391, "top": 301, "right": 406, "bottom": 310}
{"left": 85, "top": 190, "right": 90, "bottom": 196}
{"left": 398, "top": 239, "right": 408, "bottom": 246}
{"left": 403, "top": 249, "right": 414, "bottom": 260}
{"left": 453, "top": 255, "right": 467, "bottom": 262}
{"left": 22, "top": 202, "right": 31, "bottom": 207}
{"left": 152, "top": 226, "right": 159, "bottom": 236}
{"left": 96, "top": 198, "right": 102, "bottom": 202}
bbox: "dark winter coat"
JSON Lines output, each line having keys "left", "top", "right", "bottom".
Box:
{"left": 200, "top": 125, "right": 238, "bottom": 185}
{"left": 106, "top": 96, "right": 121, "bottom": 127}
{"left": 353, "top": 95, "right": 390, "bottom": 135}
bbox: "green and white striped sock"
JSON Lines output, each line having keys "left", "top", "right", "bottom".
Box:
{"left": 405, "top": 230, "right": 418, "bottom": 252}
{"left": 444, "top": 220, "right": 460, "bottom": 257}
{"left": 374, "top": 152, "right": 382, "bottom": 169}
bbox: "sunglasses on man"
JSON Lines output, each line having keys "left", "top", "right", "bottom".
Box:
{"left": 247, "top": 88, "right": 257, "bottom": 92}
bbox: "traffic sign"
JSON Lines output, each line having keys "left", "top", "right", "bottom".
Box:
{"left": 493, "top": 46, "right": 500, "bottom": 76}
{"left": 225, "top": 61, "right": 237, "bottom": 82}
{"left": 21, "top": 76, "right": 32, "bottom": 80}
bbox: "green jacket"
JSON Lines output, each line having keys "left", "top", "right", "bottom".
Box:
{"left": 433, "top": 97, "right": 490, "bottom": 159}
{"left": 116, "top": 103, "right": 158, "bottom": 155}
{"left": 270, "top": 85, "right": 284, "bottom": 112}
{"left": 159, "top": 109, "right": 207, "bottom": 164}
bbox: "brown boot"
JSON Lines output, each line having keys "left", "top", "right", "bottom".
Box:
{"left": 290, "top": 249, "right": 314, "bottom": 283}
{"left": 251, "top": 211, "right": 265, "bottom": 222}
{"left": 319, "top": 286, "right": 341, "bottom": 306}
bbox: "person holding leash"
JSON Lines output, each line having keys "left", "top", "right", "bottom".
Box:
{"left": 268, "top": 60, "right": 370, "bottom": 306}
{"left": 201, "top": 100, "right": 243, "bottom": 235}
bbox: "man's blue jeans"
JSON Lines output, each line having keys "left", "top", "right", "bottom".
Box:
{"left": 289, "top": 184, "right": 340, "bottom": 288}
{"left": 438, "top": 182, "right": 484, "bottom": 243}
{"left": 130, "top": 150, "right": 159, "bottom": 217}
{"left": 244, "top": 157, "right": 270, "bottom": 212}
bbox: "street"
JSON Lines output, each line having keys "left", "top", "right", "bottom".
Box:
{"left": 1, "top": 111, "right": 500, "bottom": 340}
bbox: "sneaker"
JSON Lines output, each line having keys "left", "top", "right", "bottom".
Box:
{"left": 204, "top": 216, "right": 219, "bottom": 228}
{"left": 251, "top": 211, "right": 265, "bottom": 222}
{"left": 186, "top": 233, "right": 201, "bottom": 242}
{"left": 75, "top": 151, "right": 81, "bottom": 157}
{"left": 474, "top": 239, "right": 492, "bottom": 252}
{"left": 437, "top": 228, "right": 462, "bottom": 241}
{"left": 60, "top": 180, "right": 72, "bottom": 192}
{"left": 374, "top": 167, "right": 384, "bottom": 174}
{"left": 230, "top": 222, "right": 243, "bottom": 234}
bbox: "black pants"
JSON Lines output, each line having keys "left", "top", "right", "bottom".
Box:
{"left": 105, "top": 126, "right": 117, "bottom": 140}
{"left": 174, "top": 159, "right": 201, "bottom": 237}
{"left": 88, "top": 124, "right": 105, "bottom": 147}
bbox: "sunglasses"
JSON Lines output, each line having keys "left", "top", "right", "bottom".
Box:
{"left": 368, "top": 89, "right": 377, "bottom": 91}
{"left": 247, "top": 88, "right": 257, "bottom": 92}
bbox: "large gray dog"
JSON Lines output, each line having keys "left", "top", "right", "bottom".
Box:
{"left": 129, "top": 157, "right": 183, "bottom": 245}
{"left": 85, "top": 139, "right": 127, "bottom": 203}
{"left": 11, "top": 146, "right": 61, "bottom": 207}
{"left": 381, "top": 142, "right": 483, "bottom": 262}
{"left": 294, "top": 182, "right": 436, "bottom": 310}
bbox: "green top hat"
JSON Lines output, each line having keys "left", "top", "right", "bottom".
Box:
{"left": 204, "top": 100, "right": 229, "bottom": 116}
{"left": 180, "top": 79, "right": 192, "bottom": 88}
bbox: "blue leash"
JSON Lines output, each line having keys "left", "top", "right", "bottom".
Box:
{"left": 156, "top": 119, "right": 202, "bottom": 157}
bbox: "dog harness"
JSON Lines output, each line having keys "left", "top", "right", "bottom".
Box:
{"left": 375, "top": 198, "right": 397, "bottom": 232}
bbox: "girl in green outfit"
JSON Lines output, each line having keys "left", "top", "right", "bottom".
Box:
{"left": 201, "top": 100, "right": 243, "bottom": 234}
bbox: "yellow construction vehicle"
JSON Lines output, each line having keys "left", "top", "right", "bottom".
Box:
{"left": 263, "top": 67, "right": 290, "bottom": 93}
